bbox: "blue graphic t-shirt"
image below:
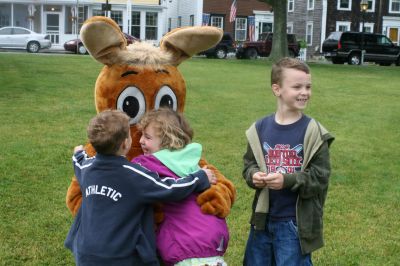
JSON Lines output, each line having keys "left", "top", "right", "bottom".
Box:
{"left": 256, "top": 114, "right": 311, "bottom": 221}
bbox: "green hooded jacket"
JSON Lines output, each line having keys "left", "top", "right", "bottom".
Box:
{"left": 243, "top": 118, "right": 334, "bottom": 254}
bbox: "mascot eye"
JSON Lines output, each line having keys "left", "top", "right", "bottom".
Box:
{"left": 154, "top": 86, "right": 177, "bottom": 111}
{"left": 117, "top": 86, "right": 146, "bottom": 125}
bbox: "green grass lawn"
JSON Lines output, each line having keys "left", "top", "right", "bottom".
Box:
{"left": 0, "top": 53, "right": 399, "bottom": 265}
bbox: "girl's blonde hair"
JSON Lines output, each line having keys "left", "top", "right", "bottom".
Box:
{"left": 138, "top": 108, "right": 193, "bottom": 150}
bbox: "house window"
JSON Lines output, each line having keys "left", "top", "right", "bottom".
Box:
{"left": 111, "top": 11, "right": 123, "bottom": 31}
{"left": 367, "top": 0, "right": 375, "bottom": 12}
{"left": 389, "top": 0, "right": 400, "bottom": 13}
{"left": 288, "top": 0, "right": 294, "bottom": 12}
{"left": 306, "top": 22, "right": 313, "bottom": 45}
{"left": 0, "top": 3, "right": 11, "bottom": 27}
{"left": 337, "top": 0, "right": 351, "bottom": 10}
{"left": 92, "top": 10, "right": 105, "bottom": 16}
{"left": 145, "top": 12, "right": 158, "bottom": 40}
{"left": 307, "top": 0, "right": 314, "bottom": 10}
{"left": 131, "top": 11, "right": 140, "bottom": 39}
{"left": 235, "top": 17, "right": 247, "bottom": 41}
{"left": 287, "top": 22, "right": 294, "bottom": 33}
{"left": 189, "top": 15, "right": 194, "bottom": 26}
{"left": 210, "top": 16, "right": 223, "bottom": 29}
{"left": 360, "top": 23, "right": 374, "bottom": 33}
{"left": 336, "top": 21, "right": 351, "bottom": 32}
{"left": 177, "top": 16, "right": 182, "bottom": 27}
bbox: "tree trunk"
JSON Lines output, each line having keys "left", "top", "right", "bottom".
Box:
{"left": 259, "top": 0, "right": 288, "bottom": 62}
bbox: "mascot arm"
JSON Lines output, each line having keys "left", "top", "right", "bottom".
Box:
{"left": 197, "top": 158, "right": 236, "bottom": 218}
{"left": 66, "top": 143, "right": 96, "bottom": 216}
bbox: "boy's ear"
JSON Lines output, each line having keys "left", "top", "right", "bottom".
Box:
{"left": 272, "top": 84, "right": 281, "bottom": 97}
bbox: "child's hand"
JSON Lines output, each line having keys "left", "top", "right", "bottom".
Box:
{"left": 73, "top": 145, "right": 84, "bottom": 153}
{"left": 252, "top": 171, "right": 268, "bottom": 188}
{"left": 202, "top": 166, "right": 217, "bottom": 185}
{"left": 264, "top": 172, "right": 284, "bottom": 190}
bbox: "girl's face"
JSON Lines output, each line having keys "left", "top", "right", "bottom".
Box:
{"left": 139, "top": 122, "right": 162, "bottom": 155}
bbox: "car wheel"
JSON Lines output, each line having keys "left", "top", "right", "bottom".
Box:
{"left": 245, "top": 48, "right": 258, "bottom": 60}
{"left": 78, "top": 44, "right": 87, "bottom": 55}
{"left": 348, "top": 53, "right": 361, "bottom": 65}
{"left": 27, "top": 41, "right": 40, "bottom": 53}
{"left": 215, "top": 48, "right": 227, "bottom": 59}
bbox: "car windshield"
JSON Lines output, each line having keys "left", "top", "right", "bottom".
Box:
{"left": 259, "top": 33, "right": 269, "bottom": 41}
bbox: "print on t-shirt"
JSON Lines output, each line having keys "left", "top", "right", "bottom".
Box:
{"left": 263, "top": 143, "right": 303, "bottom": 174}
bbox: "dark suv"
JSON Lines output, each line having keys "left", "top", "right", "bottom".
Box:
{"left": 199, "top": 33, "right": 236, "bottom": 59}
{"left": 322, "top": 31, "right": 400, "bottom": 65}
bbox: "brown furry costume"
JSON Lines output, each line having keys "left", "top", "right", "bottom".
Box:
{"left": 66, "top": 16, "right": 236, "bottom": 221}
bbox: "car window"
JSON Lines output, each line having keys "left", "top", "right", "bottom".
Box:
{"left": 341, "top": 33, "right": 359, "bottom": 45}
{"left": 13, "top": 28, "right": 30, "bottom": 35}
{"left": 377, "top": 36, "right": 393, "bottom": 46}
{"left": 258, "top": 33, "right": 268, "bottom": 41}
{"left": 365, "top": 34, "right": 377, "bottom": 45}
{"left": 222, "top": 34, "right": 232, "bottom": 41}
{"left": 0, "top": 28, "right": 13, "bottom": 35}
{"left": 327, "top": 32, "right": 342, "bottom": 41}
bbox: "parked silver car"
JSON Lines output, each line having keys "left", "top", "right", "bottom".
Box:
{"left": 0, "top": 26, "right": 52, "bottom": 53}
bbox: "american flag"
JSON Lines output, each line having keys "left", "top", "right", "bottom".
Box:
{"left": 202, "top": 13, "right": 210, "bottom": 26}
{"left": 229, "top": 0, "right": 237, "bottom": 23}
{"left": 248, "top": 16, "right": 255, "bottom": 41}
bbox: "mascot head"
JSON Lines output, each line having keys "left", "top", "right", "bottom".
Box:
{"left": 80, "top": 16, "right": 222, "bottom": 160}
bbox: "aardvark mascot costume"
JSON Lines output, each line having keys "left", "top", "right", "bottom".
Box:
{"left": 65, "top": 16, "right": 236, "bottom": 263}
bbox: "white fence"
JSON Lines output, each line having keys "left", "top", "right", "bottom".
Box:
{"left": 297, "top": 48, "right": 307, "bottom": 61}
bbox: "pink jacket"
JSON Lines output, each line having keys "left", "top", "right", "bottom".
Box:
{"left": 132, "top": 145, "right": 229, "bottom": 265}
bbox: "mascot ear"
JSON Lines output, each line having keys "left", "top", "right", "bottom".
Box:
{"left": 160, "top": 26, "right": 223, "bottom": 66}
{"left": 80, "top": 16, "right": 127, "bottom": 66}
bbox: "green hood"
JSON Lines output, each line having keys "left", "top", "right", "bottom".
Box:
{"left": 153, "top": 143, "right": 202, "bottom": 177}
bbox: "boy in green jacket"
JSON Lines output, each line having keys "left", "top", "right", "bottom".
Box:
{"left": 242, "top": 57, "right": 334, "bottom": 266}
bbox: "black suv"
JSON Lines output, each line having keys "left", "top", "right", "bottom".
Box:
{"left": 199, "top": 33, "right": 236, "bottom": 59}
{"left": 322, "top": 31, "right": 400, "bottom": 65}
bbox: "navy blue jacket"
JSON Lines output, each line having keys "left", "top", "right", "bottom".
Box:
{"left": 65, "top": 150, "right": 210, "bottom": 266}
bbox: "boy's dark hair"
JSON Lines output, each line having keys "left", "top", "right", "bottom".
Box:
{"left": 138, "top": 108, "right": 193, "bottom": 150}
{"left": 87, "top": 110, "right": 130, "bottom": 155}
{"left": 271, "top": 57, "right": 310, "bottom": 86}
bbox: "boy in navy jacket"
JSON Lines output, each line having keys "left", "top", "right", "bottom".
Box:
{"left": 65, "top": 110, "right": 216, "bottom": 265}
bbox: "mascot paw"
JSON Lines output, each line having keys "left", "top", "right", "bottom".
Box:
{"left": 196, "top": 183, "right": 233, "bottom": 218}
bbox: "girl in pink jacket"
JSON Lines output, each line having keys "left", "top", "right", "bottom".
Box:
{"left": 132, "top": 108, "right": 229, "bottom": 266}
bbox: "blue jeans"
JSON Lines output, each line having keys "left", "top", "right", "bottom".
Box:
{"left": 243, "top": 220, "right": 312, "bottom": 266}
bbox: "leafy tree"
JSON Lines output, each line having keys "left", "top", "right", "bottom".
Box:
{"left": 258, "top": 0, "right": 288, "bottom": 62}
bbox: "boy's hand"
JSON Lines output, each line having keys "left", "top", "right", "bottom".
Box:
{"left": 252, "top": 171, "right": 268, "bottom": 188}
{"left": 202, "top": 166, "right": 217, "bottom": 185}
{"left": 264, "top": 172, "right": 284, "bottom": 190}
{"left": 74, "top": 145, "right": 84, "bottom": 153}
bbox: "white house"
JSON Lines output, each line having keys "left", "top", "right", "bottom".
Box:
{"left": 0, "top": 0, "right": 203, "bottom": 48}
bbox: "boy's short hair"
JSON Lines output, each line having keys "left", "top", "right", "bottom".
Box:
{"left": 138, "top": 108, "right": 193, "bottom": 150}
{"left": 87, "top": 110, "right": 130, "bottom": 155}
{"left": 271, "top": 57, "right": 310, "bottom": 86}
